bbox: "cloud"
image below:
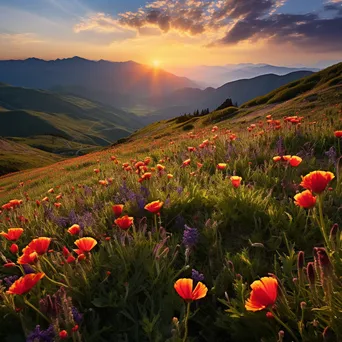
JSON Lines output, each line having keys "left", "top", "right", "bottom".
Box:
{"left": 74, "top": 0, "right": 342, "bottom": 52}
{"left": 0, "top": 33, "right": 43, "bottom": 44}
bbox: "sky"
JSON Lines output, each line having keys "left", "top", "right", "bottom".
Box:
{"left": 0, "top": 0, "right": 342, "bottom": 69}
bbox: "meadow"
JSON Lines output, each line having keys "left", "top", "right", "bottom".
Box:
{"left": 0, "top": 93, "right": 342, "bottom": 342}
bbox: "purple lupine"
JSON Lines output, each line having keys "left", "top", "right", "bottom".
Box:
{"left": 26, "top": 324, "right": 55, "bottom": 342}
{"left": 276, "top": 136, "right": 286, "bottom": 156}
{"left": 53, "top": 216, "right": 69, "bottom": 228}
{"left": 4, "top": 275, "right": 19, "bottom": 287}
{"left": 83, "top": 185, "right": 93, "bottom": 197}
{"left": 23, "top": 264, "right": 35, "bottom": 274}
{"left": 136, "top": 197, "right": 146, "bottom": 210}
{"left": 176, "top": 186, "right": 183, "bottom": 195}
{"left": 140, "top": 186, "right": 150, "bottom": 198}
{"left": 325, "top": 146, "right": 337, "bottom": 164}
{"left": 43, "top": 205, "right": 55, "bottom": 221}
{"left": 192, "top": 269, "right": 204, "bottom": 284}
{"left": 182, "top": 224, "right": 199, "bottom": 248}
{"left": 72, "top": 306, "right": 83, "bottom": 324}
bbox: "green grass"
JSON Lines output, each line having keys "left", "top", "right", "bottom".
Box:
{"left": 0, "top": 63, "right": 342, "bottom": 341}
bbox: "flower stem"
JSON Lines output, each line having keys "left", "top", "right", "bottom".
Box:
{"left": 24, "top": 298, "right": 50, "bottom": 323}
{"left": 317, "top": 195, "right": 329, "bottom": 248}
{"left": 270, "top": 309, "right": 298, "bottom": 342}
{"left": 183, "top": 301, "right": 191, "bottom": 342}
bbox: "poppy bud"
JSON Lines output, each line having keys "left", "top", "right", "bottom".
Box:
{"left": 297, "top": 251, "right": 305, "bottom": 269}
{"left": 10, "top": 244, "right": 19, "bottom": 254}
{"left": 323, "top": 326, "right": 336, "bottom": 341}
{"left": 266, "top": 311, "right": 274, "bottom": 319}
{"left": 307, "top": 262, "right": 315, "bottom": 286}
{"left": 300, "top": 301, "right": 307, "bottom": 310}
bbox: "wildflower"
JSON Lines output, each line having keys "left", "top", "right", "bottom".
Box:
{"left": 334, "top": 131, "right": 342, "bottom": 138}
{"left": 0, "top": 228, "right": 24, "bottom": 241}
{"left": 294, "top": 190, "right": 316, "bottom": 209}
{"left": 27, "top": 325, "right": 55, "bottom": 342}
{"left": 6, "top": 273, "right": 45, "bottom": 295}
{"left": 230, "top": 176, "right": 242, "bottom": 188}
{"left": 144, "top": 200, "right": 164, "bottom": 214}
{"left": 17, "top": 247, "right": 38, "bottom": 265}
{"left": 245, "top": 277, "right": 278, "bottom": 311}
{"left": 68, "top": 224, "right": 81, "bottom": 235}
{"left": 47, "top": 188, "right": 54, "bottom": 194}
{"left": 28, "top": 237, "right": 51, "bottom": 255}
{"left": 217, "top": 163, "right": 227, "bottom": 170}
{"left": 273, "top": 156, "right": 282, "bottom": 162}
{"left": 114, "top": 215, "right": 134, "bottom": 230}
{"left": 183, "top": 225, "right": 199, "bottom": 248}
{"left": 10, "top": 243, "right": 19, "bottom": 254}
{"left": 74, "top": 237, "right": 97, "bottom": 253}
{"left": 191, "top": 269, "right": 204, "bottom": 284}
{"left": 289, "top": 156, "right": 302, "bottom": 167}
{"left": 59, "top": 330, "right": 68, "bottom": 339}
{"left": 72, "top": 325, "right": 79, "bottom": 332}
{"left": 112, "top": 204, "right": 124, "bottom": 217}
{"left": 174, "top": 278, "right": 208, "bottom": 301}
{"left": 182, "top": 159, "right": 191, "bottom": 166}
{"left": 266, "top": 312, "right": 274, "bottom": 319}
{"left": 72, "top": 306, "right": 83, "bottom": 324}
{"left": 300, "top": 171, "right": 335, "bottom": 194}
{"left": 167, "top": 174, "right": 174, "bottom": 179}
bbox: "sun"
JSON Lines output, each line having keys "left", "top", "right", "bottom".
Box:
{"left": 153, "top": 60, "right": 161, "bottom": 68}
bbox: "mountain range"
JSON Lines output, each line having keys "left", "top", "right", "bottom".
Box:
{"left": 170, "top": 63, "right": 320, "bottom": 88}
{"left": 0, "top": 57, "right": 197, "bottom": 109}
{"left": 142, "top": 71, "right": 313, "bottom": 123}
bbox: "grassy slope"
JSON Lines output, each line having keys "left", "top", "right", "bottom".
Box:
{"left": 0, "top": 138, "right": 63, "bottom": 176}
{"left": 0, "top": 84, "right": 142, "bottom": 146}
{"left": 0, "top": 64, "right": 342, "bottom": 341}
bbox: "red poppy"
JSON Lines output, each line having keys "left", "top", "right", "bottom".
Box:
{"left": 144, "top": 200, "right": 164, "bottom": 214}
{"left": 230, "top": 176, "right": 242, "bottom": 188}
{"left": 174, "top": 278, "right": 208, "bottom": 302}
{"left": 294, "top": 190, "right": 316, "bottom": 209}
{"left": 6, "top": 273, "right": 45, "bottom": 295}
{"left": 47, "top": 188, "right": 54, "bottom": 194}
{"left": 289, "top": 156, "right": 302, "bottom": 167}
{"left": 300, "top": 171, "right": 335, "bottom": 194}
{"left": 112, "top": 204, "right": 124, "bottom": 217}
{"left": 74, "top": 237, "right": 97, "bottom": 253}
{"left": 17, "top": 246, "right": 38, "bottom": 265}
{"left": 182, "top": 159, "right": 191, "bottom": 166}
{"left": 334, "top": 131, "right": 342, "bottom": 138}
{"left": 10, "top": 243, "right": 19, "bottom": 254}
{"left": 59, "top": 330, "right": 68, "bottom": 339}
{"left": 68, "top": 224, "right": 81, "bottom": 235}
{"left": 114, "top": 215, "right": 134, "bottom": 230}
{"left": 28, "top": 237, "right": 51, "bottom": 255}
{"left": 167, "top": 174, "right": 174, "bottom": 179}
{"left": 217, "top": 163, "right": 227, "bottom": 170}
{"left": 0, "top": 228, "right": 24, "bottom": 241}
{"left": 245, "top": 277, "right": 278, "bottom": 311}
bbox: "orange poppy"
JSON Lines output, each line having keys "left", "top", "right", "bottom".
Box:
{"left": 167, "top": 174, "right": 174, "bottom": 179}
{"left": 300, "top": 171, "right": 335, "bottom": 194}
{"left": 112, "top": 204, "right": 124, "bottom": 217}
{"left": 7, "top": 273, "right": 45, "bottom": 295}
{"left": 289, "top": 156, "right": 302, "bottom": 167}
{"left": 17, "top": 246, "right": 38, "bottom": 265}
{"left": 282, "top": 155, "right": 291, "bottom": 161}
{"left": 28, "top": 237, "right": 51, "bottom": 255}
{"left": 334, "top": 131, "right": 342, "bottom": 138}
{"left": 294, "top": 190, "right": 316, "bottom": 209}
{"left": 245, "top": 277, "right": 278, "bottom": 312}
{"left": 217, "top": 163, "right": 227, "bottom": 170}
{"left": 174, "top": 278, "right": 208, "bottom": 302}
{"left": 74, "top": 237, "right": 97, "bottom": 253}
{"left": 272, "top": 156, "right": 282, "bottom": 162}
{"left": 0, "top": 228, "right": 24, "bottom": 241}
{"left": 182, "top": 159, "right": 191, "bottom": 166}
{"left": 68, "top": 224, "right": 81, "bottom": 235}
{"left": 114, "top": 215, "right": 134, "bottom": 230}
{"left": 230, "top": 176, "right": 242, "bottom": 188}
{"left": 144, "top": 200, "right": 164, "bottom": 214}
{"left": 157, "top": 164, "right": 165, "bottom": 171}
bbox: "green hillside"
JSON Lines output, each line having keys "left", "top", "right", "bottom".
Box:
{"left": 242, "top": 62, "right": 342, "bottom": 107}
{"left": 0, "top": 84, "right": 143, "bottom": 146}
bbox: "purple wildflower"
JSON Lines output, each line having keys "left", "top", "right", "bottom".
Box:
{"left": 4, "top": 275, "right": 19, "bottom": 287}
{"left": 192, "top": 269, "right": 204, "bottom": 284}
{"left": 325, "top": 146, "right": 337, "bottom": 164}
{"left": 23, "top": 264, "right": 35, "bottom": 274}
{"left": 26, "top": 324, "right": 55, "bottom": 342}
{"left": 182, "top": 224, "right": 199, "bottom": 248}
{"left": 72, "top": 306, "right": 83, "bottom": 324}
{"left": 176, "top": 186, "right": 183, "bottom": 195}
{"left": 83, "top": 185, "right": 93, "bottom": 197}
{"left": 276, "top": 136, "right": 286, "bottom": 156}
